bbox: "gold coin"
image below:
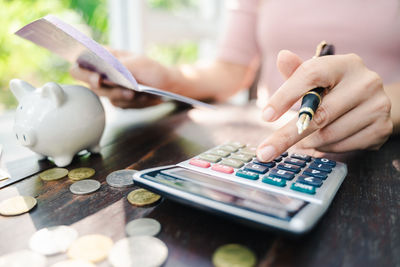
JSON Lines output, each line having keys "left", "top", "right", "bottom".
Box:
{"left": 68, "top": 168, "right": 95, "bottom": 181}
{"left": 0, "top": 196, "right": 37, "bottom": 216}
{"left": 127, "top": 189, "right": 161, "bottom": 206}
{"left": 39, "top": 168, "right": 69, "bottom": 181}
{"left": 67, "top": 234, "right": 113, "bottom": 263}
{"left": 212, "top": 244, "right": 257, "bottom": 267}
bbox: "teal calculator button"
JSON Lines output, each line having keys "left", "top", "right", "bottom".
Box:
{"left": 262, "top": 176, "right": 286, "bottom": 187}
{"left": 291, "top": 182, "right": 316, "bottom": 194}
{"left": 236, "top": 170, "right": 259, "bottom": 180}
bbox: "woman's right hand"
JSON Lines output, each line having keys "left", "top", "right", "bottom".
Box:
{"left": 69, "top": 49, "right": 171, "bottom": 108}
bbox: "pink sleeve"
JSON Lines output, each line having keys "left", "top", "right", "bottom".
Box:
{"left": 217, "top": 0, "right": 260, "bottom": 66}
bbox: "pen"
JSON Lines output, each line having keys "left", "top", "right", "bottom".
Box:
{"left": 296, "top": 41, "right": 335, "bottom": 134}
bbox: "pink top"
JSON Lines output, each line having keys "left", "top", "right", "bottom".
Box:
{"left": 217, "top": 0, "right": 400, "bottom": 104}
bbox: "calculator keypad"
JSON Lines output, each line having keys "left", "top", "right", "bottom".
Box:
{"left": 185, "top": 142, "right": 339, "bottom": 196}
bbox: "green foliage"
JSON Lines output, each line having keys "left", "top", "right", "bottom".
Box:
{"left": 147, "top": 42, "right": 198, "bottom": 66}
{"left": 148, "top": 0, "right": 196, "bottom": 11}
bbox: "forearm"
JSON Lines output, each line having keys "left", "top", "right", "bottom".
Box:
{"left": 165, "top": 60, "right": 255, "bottom": 102}
{"left": 384, "top": 82, "right": 400, "bottom": 133}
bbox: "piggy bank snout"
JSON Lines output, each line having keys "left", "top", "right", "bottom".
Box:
{"left": 14, "top": 125, "right": 36, "bottom": 147}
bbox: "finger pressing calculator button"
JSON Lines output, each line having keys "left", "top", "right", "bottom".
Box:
{"left": 284, "top": 158, "right": 306, "bottom": 167}
{"left": 303, "top": 168, "right": 328, "bottom": 180}
{"left": 209, "top": 149, "right": 231, "bottom": 157}
{"left": 297, "top": 175, "right": 323, "bottom": 187}
{"left": 269, "top": 169, "right": 295, "bottom": 180}
{"left": 244, "top": 163, "right": 269, "bottom": 174}
{"left": 220, "top": 158, "right": 244, "bottom": 168}
{"left": 291, "top": 182, "right": 316, "bottom": 194}
{"left": 253, "top": 159, "right": 276, "bottom": 168}
{"left": 277, "top": 163, "right": 301, "bottom": 173}
{"left": 189, "top": 158, "right": 211, "bottom": 168}
{"left": 314, "top": 158, "right": 336, "bottom": 167}
{"left": 239, "top": 147, "right": 256, "bottom": 156}
{"left": 262, "top": 176, "right": 286, "bottom": 187}
{"left": 291, "top": 153, "right": 312, "bottom": 162}
{"left": 230, "top": 153, "right": 253, "bottom": 162}
{"left": 212, "top": 164, "right": 234, "bottom": 174}
{"left": 199, "top": 153, "right": 221, "bottom": 163}
{"left": 309, "top": 162, "right": 332, "bottom": 173}
{"left": 236, "top": 170, "right": 259, "bottom": 180}
{"left": 219, "top": 144, "right": 238, "bottom": 152}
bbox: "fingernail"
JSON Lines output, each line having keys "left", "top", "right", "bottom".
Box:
{"left": 122, "top": 90, "right": 134, "bottom": 99}
{"left": 257, "top": 145, "right": 277, "bottom": 162}
{"left": 262, "top": 107, "right": 275, "bottom": 121}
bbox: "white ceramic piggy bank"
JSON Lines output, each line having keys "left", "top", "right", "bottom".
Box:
{"left": 10, "top": 79, "right": 105, "bottom": 167}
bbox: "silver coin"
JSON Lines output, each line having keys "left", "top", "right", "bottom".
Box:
{"left": 0, "top": 249, "right": 47, "bottom": 267}
{"left": 69, "top": 179, "right": 101, "bottom": 195}
{"left": 29, "top": 225, "right": 78, "bottom": 255}
{"left": 108, "top": 236, "right": 168, "bottom": 267}
{"left": 125, "top": 218, "right": 161, "bottom": 237}
{"left": 106, "top": 170, "right": 137, "bottom": 188}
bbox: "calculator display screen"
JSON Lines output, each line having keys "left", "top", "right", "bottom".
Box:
{"left": 143, "top": 167, "right": 307, "bottom": 220}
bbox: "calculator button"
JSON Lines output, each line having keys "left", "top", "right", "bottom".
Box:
{"left": 212, "top": 164, "right": 234, "bottom": 174}
{"left": 230, "top": 153, "right": 253, "bottom": 162}
{"left": 228, "top": 141, "right": 246, "bottom": 148}
{"left": 253, "top": 159, "right": 276, "bottom": 168}
{"left": 244, "top": 163, "right": 269, "bottom": 174}
{"left": 199, "top": 153, "right": 221, "bottom": 163}
{"left": 189, "top": 158, "right": 210, "bottom": 168}
{"left": 209, "top": 149, "right": 231, "bottom": 157}
{"left": 219, "top": 145, "right": 238, "bottom": 152}
{"left": 236, "top": 170, "right": 259, "bottom": 180}
{"left": 303, "top": 168, "right": 328, "bottom": 180}
{"left": 284, "top": 158, "right": 306, "bottom": 167}
{"left": 291, "top": 182, "right": 316, "bottom": 194}
{"left": 309, "top": 162, "right": 332, "bottom": 173}
{"left": 220, "top": 158, "right": 244, "bottom": 168}
{"left": 291, "top": 153, "right": 312, "bottom": 162}
{"left": 269, "top": 169, "right": 295, "bottom": 180}
{"left": 262, "top": 176, "right": 286, "bottom": 187}
{"left": 239, "top": 147, "right": 256, "bottom": 156}
{"left": 297, "top": 175, "right": 323, "bottom": 187}
{"left": 277, "top": 163, "right": 301, "bottom": 173}
{"left": 314, "top": 158, "right": 336, "bottom": 167}
{"left": 281, "top": 152, "right": 289, "bottom": 157}
{"left": 273, "top": 156, "right": 283, "bottom": 162}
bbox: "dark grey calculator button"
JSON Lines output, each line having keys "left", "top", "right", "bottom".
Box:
{"left": 291, "top": 153, "right": 312, "bottom": 162}
{"left": 253, "top": 159, "right": 276, "bottom": 168}
{"left": 244, "top": 163, "right": 269, "bottom": 174}
{"left": 309, "top": 162, "right": 332, "bottom": 173}
{"left": 314, "top": 158, "right": 336, "bottom": 167}
{"left": 281, "top": 152, "right": 289, "bottom": 157}
{"left": 269, "top": 168, "right": 295, "bottom": 180}
{"left": 277, "top": 163, "right": 301, "bottom": 173}
{"left": 284, "top": 158, "right": 306, "bottom": 167}
{"left": 273, "top": 156, "right": 283, "bottom": 162}
{"left": 297, "top": 175, "right": 323, "bottom": 187}
{"left": 303, "top": 168, "right": 328, "bottom": 180}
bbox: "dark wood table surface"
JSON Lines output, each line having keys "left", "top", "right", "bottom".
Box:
{"left": 0, "top": 103, "right": 399, "bottom": 267}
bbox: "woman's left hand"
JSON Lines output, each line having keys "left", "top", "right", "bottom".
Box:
{"left": 256, "top": 50, "right": 393, "bottom": 162}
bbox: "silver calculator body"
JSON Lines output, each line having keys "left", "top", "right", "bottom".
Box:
{"left": 133, "top": 142, "right": 347, "bottom": 234}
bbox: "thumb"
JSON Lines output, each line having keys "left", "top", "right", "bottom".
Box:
{"left": 277, "top": 50, "right": 303, "bottom": 79}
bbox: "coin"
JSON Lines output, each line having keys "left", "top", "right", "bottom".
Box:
{"left": 125, "top": 218, "right": 161, "bottom": 237}
{"left": 68, "top": 167, "right": 95, "bottom": 181}
{"left": 108, "top": 236, "right": 168, "bottom": 267}
{"left": 50, "top": 259, "right": 96, "bottom": 267}
{"left": 67, "top": 234, "right": 113, "bottom": 263}
{"left": 127, "top": 189, "right": 161, "bottom": 206}
{"left": 29, "top": 225, "right": 78, "bottom": 255}
{"left": 212, "top": 244, "right": 257, "bottom": 267}
{"left": 106, "top": 170, "right": 137, "bottom": 188}
{"left": 70, "top": 179, "right": 101, "bottom": 195}
{"left": 0, "top": 249, "right": 47, "bottom": 267}
{"left": 39, "top": 167, "right": 68, "bottom": 181}
{"left": 0, "top": 195, "right": 37, "bottom": 216}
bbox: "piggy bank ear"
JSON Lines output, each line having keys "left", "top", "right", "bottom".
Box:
{"left": 41, "top": 82, "right": 65, "bottom": 107}
{"left": 9, "top": 79, "right": 36, "bottom": 102}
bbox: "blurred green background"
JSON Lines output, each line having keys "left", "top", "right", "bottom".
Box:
{"left": 0, "top": 0, "right": 198, "bottom": 113}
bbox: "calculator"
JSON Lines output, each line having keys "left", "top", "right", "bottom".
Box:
{"left": 133, "top": 142, "right": 347, "bottom": 234}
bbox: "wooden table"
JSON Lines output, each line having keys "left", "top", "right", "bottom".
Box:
{"left": 0, "top": 103, "right": 399, "bottom": 267}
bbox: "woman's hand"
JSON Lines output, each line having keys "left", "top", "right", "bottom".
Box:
{"left": 256, "top": 50, "right": 393, "bottom": 162}
{"left": 70, "top": 49, "right": 170, "bottom": 108}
